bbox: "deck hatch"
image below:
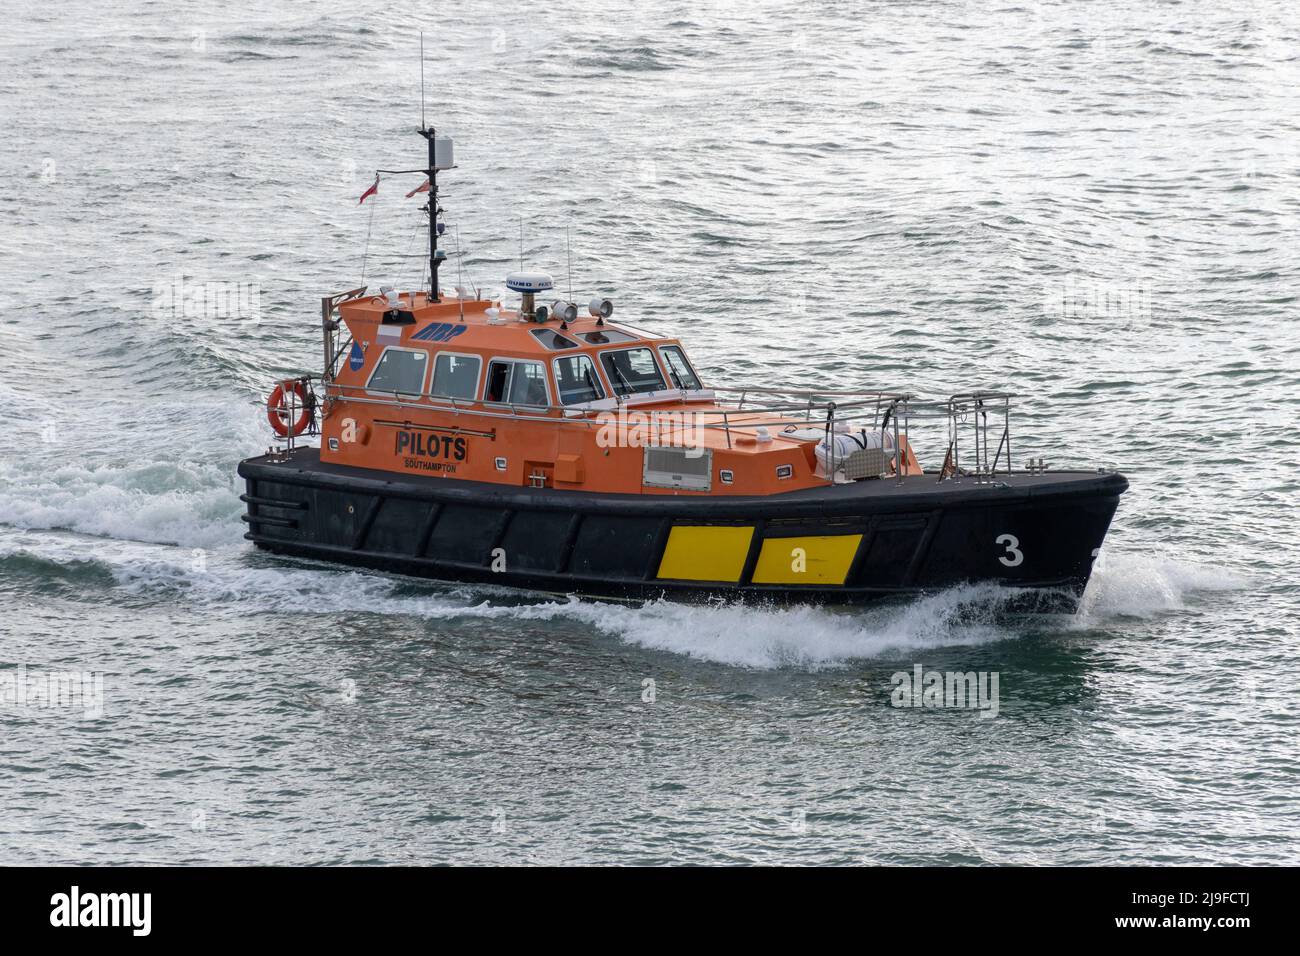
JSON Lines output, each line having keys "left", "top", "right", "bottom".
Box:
{"left": 643, "top": 446, "right": 712, "bottom": 491}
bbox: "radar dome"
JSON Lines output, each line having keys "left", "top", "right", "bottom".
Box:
{"left": 505, "top": 272, "right": 554, "bottom": 295}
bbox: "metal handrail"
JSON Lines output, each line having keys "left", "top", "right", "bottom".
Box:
{"left": 709, "top": 385, "right": 911, "bottom": 399}
{"left": 318, "top": 379, "right": 924, "bottom": 429}
{"left": 298, "top": 372, "right": 1016, "bottom": 483}
{"left": 942, "top": 391, "right": 1014, "bottom": 480}
{"left": 317, "top": 379, "right": 1001, "bottom": 423}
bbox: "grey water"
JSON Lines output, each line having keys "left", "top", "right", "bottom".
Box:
{"left": 1, "top": 0, "right": 1297, "bottom": 864}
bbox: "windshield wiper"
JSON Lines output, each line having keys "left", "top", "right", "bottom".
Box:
{"left": 610, "top": 364, "right": 634, "bottom": 395}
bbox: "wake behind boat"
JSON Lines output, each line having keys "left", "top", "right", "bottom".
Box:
{"left": 237, "top": 124, "right": 1127, "bottom": 609}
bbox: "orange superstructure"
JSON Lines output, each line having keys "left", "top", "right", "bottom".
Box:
{"left": 309, "top": 289, "right": 921, "bottom": 497}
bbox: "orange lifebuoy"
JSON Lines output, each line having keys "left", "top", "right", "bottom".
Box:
{"left": 267, "top": 380, "right": 311, "bottom": 437}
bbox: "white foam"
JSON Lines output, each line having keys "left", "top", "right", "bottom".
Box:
{"left": 1078, "top": 550, "right": 1246, "bottom": 620}
{"left": 0, "top": 526, "right": 1250, "bottom": 670}
{"left": 0, "top": 529, "right": 1011, "bottom": 667}
{"left": 0, "top": 401, "right": 265, "bottom": 551}
{"left": 95, "top": 552, "right": 1040, "bottom": 668}
{"left": 0, "top": 464, "right": 245, "bottom": 551}
{"left": 551, "top": 587, "right": 1017, "bottom": 668}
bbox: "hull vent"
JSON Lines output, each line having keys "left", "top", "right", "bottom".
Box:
{"left": 643, "top": 446, "right": 712, "bottom": 491}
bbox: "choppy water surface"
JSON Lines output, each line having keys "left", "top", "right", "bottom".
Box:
{"left": 1, "top": 1, "right": 1297, "bottom": 864}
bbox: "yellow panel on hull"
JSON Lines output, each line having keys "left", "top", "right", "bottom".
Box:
{"left": 751, "top": 534, "right": 863, "bottom": 585}
{"left": 657, "top": 526, "right": 755, "bottom": 582}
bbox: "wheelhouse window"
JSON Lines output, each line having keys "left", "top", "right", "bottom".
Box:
{"left": 485, "top": 359, "right": 550, "bottom": 407}
{"left": 659, "top": 346, "right": 701, "bottom": 390}
{"left": 580, "top": 328, "right": 636, "bottom": 345}
{"left": 531, "top": 328, "right": 579, "bottom": 350}
{"left": 600, "top": 347, "right": 666, "bottom": 396}
{"left": 553, "top": 354, "right": 605, "bottom": 405}
{"left": 366, "top": 347, "right": 428, "bottom": 397}
{"left": 430, "top": 353, "right": 480, "bottom": 400}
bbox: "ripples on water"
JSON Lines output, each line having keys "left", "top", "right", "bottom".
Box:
{"left": 0, "top": 1, "right": 1296, "bottom": 864}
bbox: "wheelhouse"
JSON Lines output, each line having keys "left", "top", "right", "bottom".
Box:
{"left": 336, "top": 298, "right": 707, "bottom": 413}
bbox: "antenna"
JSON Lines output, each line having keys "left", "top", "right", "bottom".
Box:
{"left": 414, "top": 33, "right": 443, "bottom": 302}
{"left": 519, "top": 216, "right": 524, "bottom": 271}
{"left": 566, "top": 225, "right": 573, "bottom": 300}
{"left": 455, "top": 224, "right": 465, "bottom": 322}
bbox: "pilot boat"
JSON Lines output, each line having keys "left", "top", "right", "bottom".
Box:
{"left": 237, "top": 125, "right": 1127, "bottom": 609}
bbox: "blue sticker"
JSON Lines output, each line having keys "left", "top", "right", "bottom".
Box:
{"left": 348, "top": 340, "right": 364, "bottom": 371}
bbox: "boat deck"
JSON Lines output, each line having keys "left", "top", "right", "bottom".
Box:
{"left": 241, "top": 446, "right": 1128, "bottom": 519}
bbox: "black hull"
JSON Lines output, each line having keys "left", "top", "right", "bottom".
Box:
{"left": 237, "top": 449, "right": 1127, "bottom": 610}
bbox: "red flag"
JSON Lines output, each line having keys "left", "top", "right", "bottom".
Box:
{"left": 406, "top": 178, "right": 430, "bottom": 198}
{"left": 358, "top": 175, "right": 378, "bottom": 204}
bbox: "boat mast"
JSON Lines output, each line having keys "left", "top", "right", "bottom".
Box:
{"left": 419, "top": 126, "right": 441, "bottom": 303}
{"left": 416, "top": 32, "right": 442, "bottom": 304}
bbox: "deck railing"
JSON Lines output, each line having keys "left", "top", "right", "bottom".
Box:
{"left": 940, "top": 391, "right": 1013, "bottom": 481}
{"left": 278, "top": 377, "right": 1016, "bottom": 480}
